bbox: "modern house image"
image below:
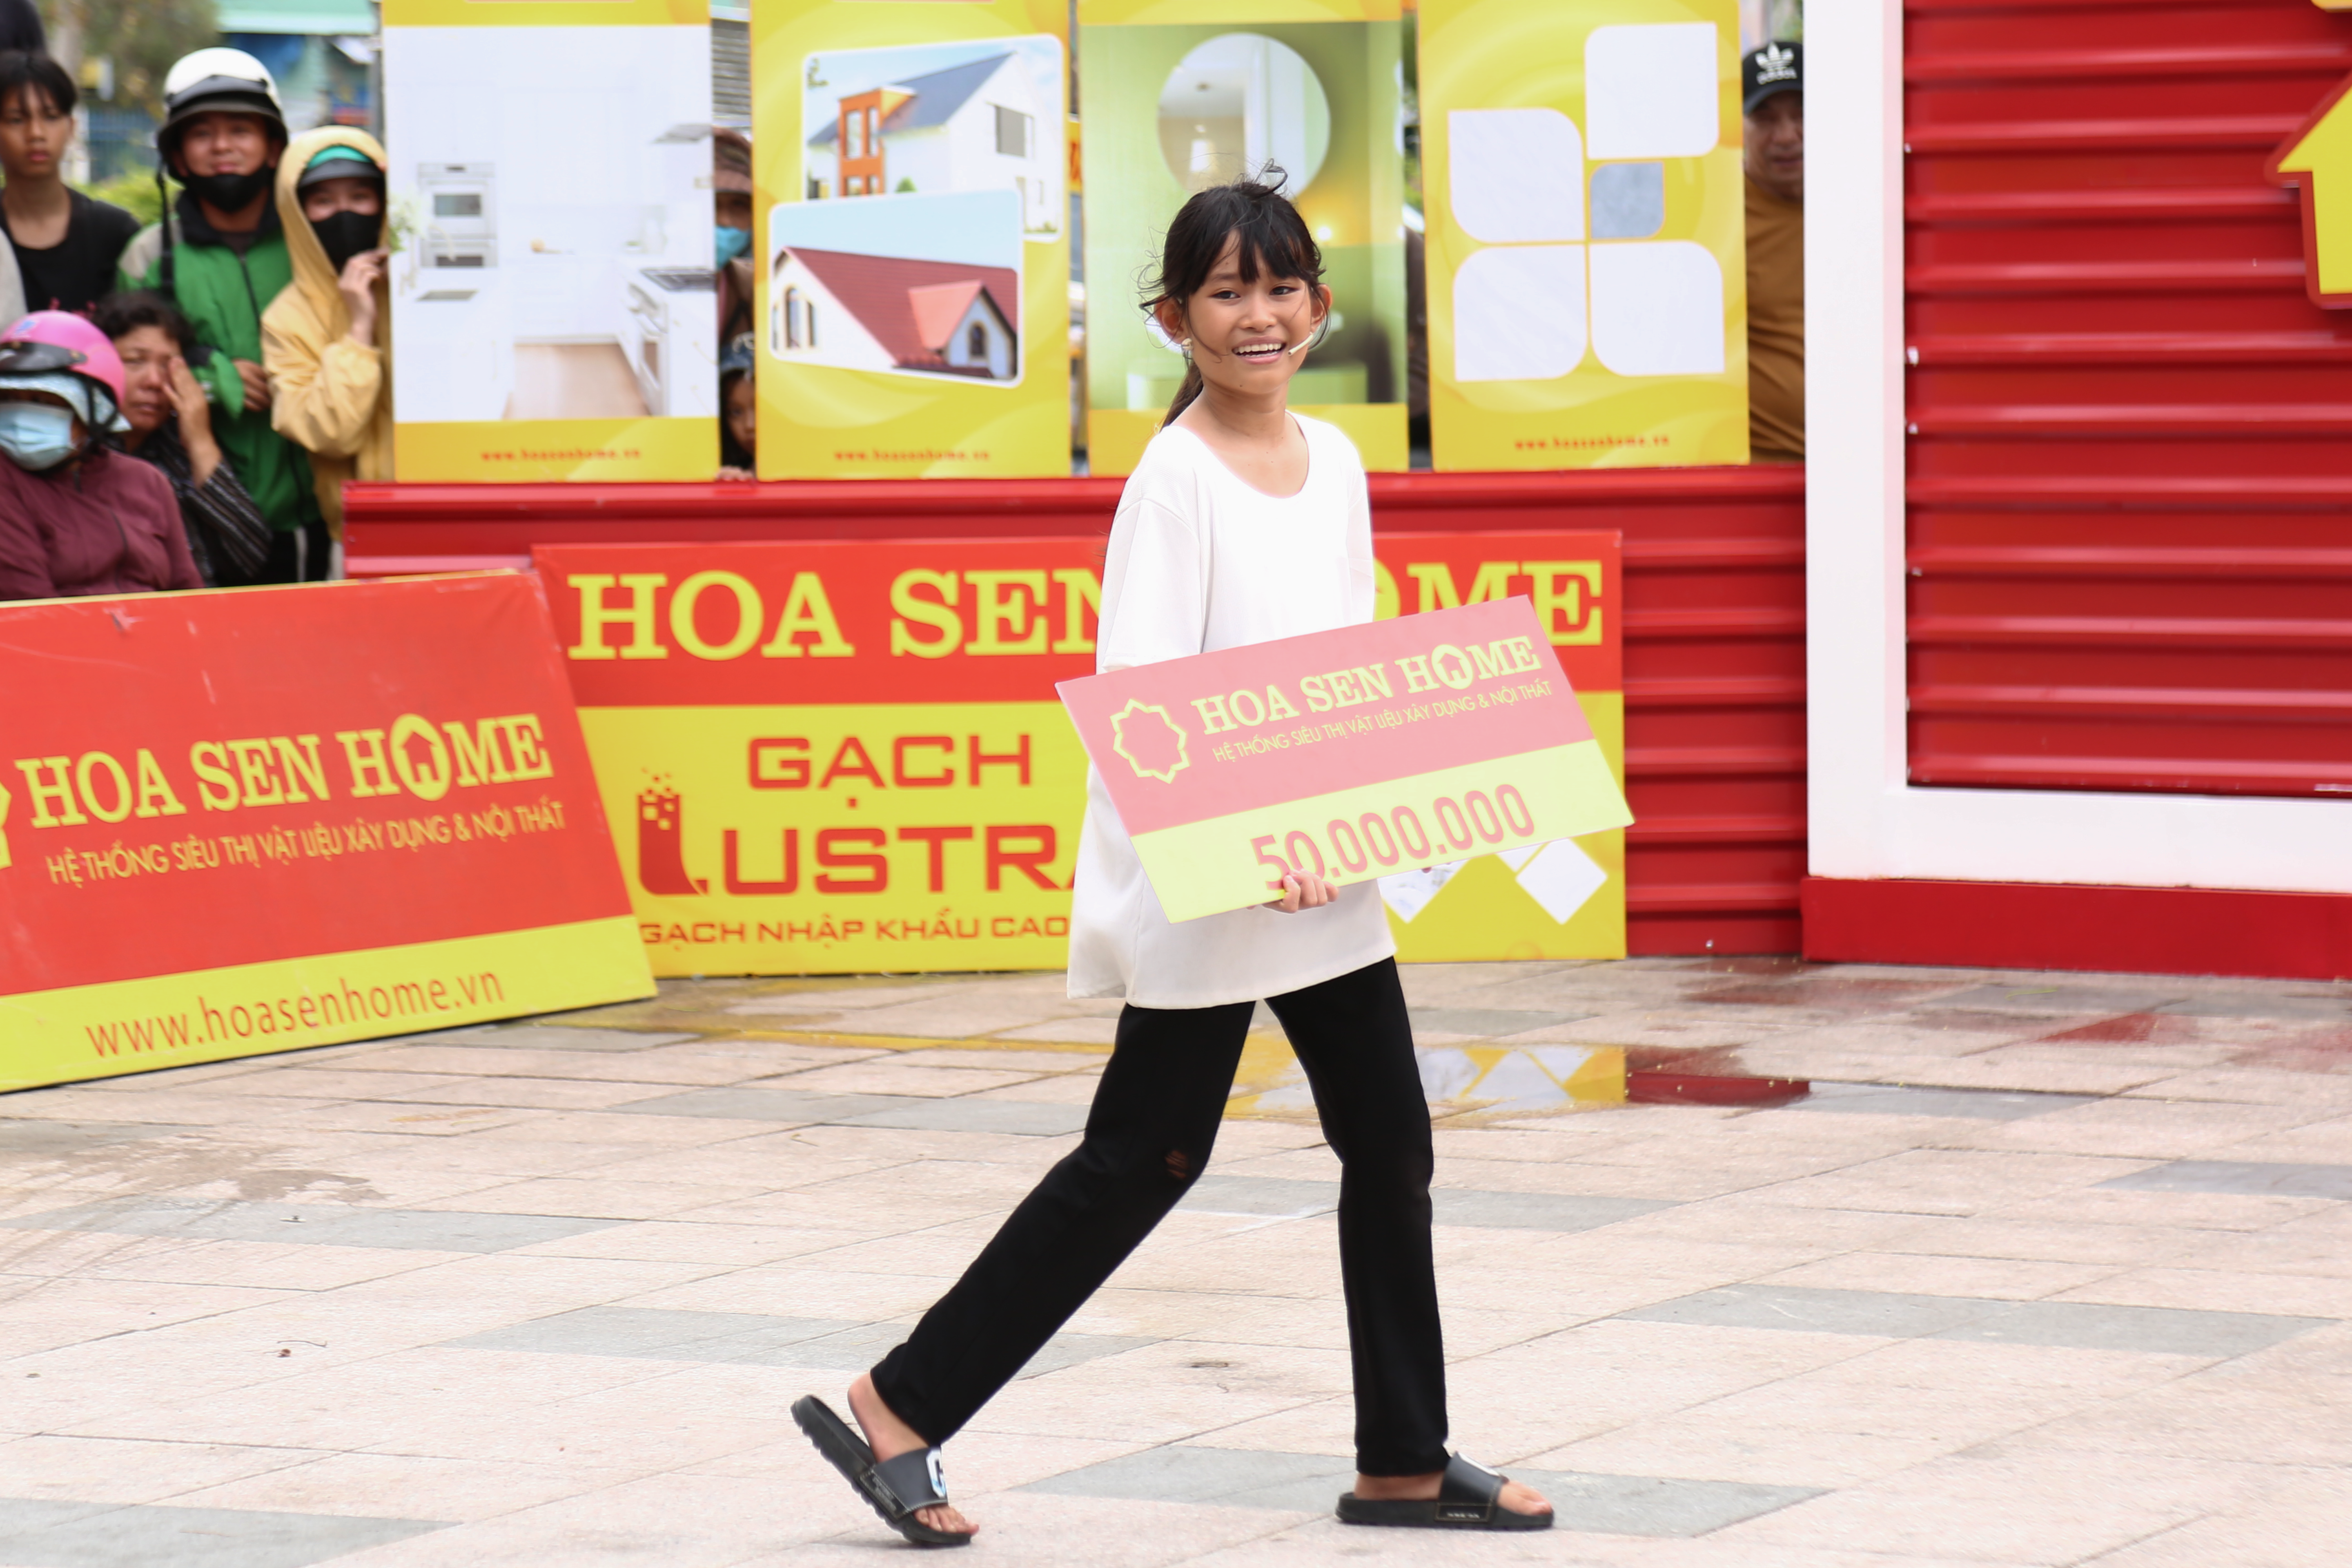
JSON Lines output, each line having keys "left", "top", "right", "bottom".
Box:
{"left": 771, "top": 247, "right": 1021, "bottom": 382}
{"left": 807, "top": 51, "right": 1058, "bottom": 236}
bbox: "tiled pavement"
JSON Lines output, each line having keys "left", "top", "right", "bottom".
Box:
{"left": 2, "top": 957, "right": 2349, "bottom": 1566}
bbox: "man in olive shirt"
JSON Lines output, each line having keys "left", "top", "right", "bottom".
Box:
{"left": 1744, "top": 42, "right": 1804, "bottom": 463}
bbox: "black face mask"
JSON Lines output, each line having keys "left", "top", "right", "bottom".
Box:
{"left": 181, "top": 167, "right": 274, "bottom": 214}
{"left": 312, "top": 209, "right": 381, "bottom": 274}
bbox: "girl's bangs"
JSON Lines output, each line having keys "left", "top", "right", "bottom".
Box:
{"left": 1227, "top": 209, "right": 1315, "bottom": 285}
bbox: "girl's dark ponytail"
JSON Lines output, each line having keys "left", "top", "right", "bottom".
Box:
{"left": 1163, "top": 361, "right": 1205, "bottom": 427}
{"left": 1141, "top": 169, "right": 1324, "bottom": 430}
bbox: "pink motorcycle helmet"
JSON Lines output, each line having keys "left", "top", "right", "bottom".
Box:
{"left": 0, "top": 310, "right": 131, "bottom": 431}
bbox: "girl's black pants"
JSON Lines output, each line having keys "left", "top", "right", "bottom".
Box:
{"left": 869, "top": 957, "right": 1449, "bottom": 1477}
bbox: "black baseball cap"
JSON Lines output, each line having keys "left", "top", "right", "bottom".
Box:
{"left": 1743, "top": 41, "right": 1802, "bottom": 115}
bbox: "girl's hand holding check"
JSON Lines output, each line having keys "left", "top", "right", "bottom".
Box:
{"left": 1266, "top": 872, "right": 1336, "bottom": 913}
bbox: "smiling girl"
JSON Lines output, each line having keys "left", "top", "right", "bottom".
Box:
{"left": 792, "top": 175, "right": 1555, "bottom": 1546}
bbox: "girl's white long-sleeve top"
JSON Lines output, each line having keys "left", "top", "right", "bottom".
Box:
{"left": 1066, "top": 413, "right": 1396, "bottom": 1008}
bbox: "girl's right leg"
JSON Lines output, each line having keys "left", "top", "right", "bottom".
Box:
{"left": 862, "top": 997, "right": 1255, "bottom": 1454}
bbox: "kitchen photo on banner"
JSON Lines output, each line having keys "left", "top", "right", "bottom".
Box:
{"left": 383, "top": 0, "right": 718, "bottom": 481}
{"left": 1419, "top": 0, "right": 1746, "bottom": 470}
{"left": 754, "top": 0, "right": 1070, "bottom": 479}
{"left": 1078, "top": 0, "right": 1408, "bottom": 477}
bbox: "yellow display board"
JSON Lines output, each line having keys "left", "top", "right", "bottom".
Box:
{"left": 537, "top": 541, "right": 1093, "bottom": 975}
{"left": 383, "top": 0, "right": 721, "bottom": 480}
{"left": 1419, "top": 0, "right": 1748, "bottom": 470}
{"left": 754, "top": 0, "right": 1073, "bottom": 478}
{"left": 537, "top": 532, "right": 1624, "bottom": 976}
{"left": 1077, "top": 0, "right": 1409, "bottom": 475}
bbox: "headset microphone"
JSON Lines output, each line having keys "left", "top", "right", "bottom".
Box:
{"left": 1286, "top": 339, "right": 1311, "bottom": 355}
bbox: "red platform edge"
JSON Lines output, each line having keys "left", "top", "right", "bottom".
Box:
{"left": 1802, "top": 877, "right": 2352, "bottom": 981}
{"left": 345, "top": 466, "right": 1809, "bottom": 956}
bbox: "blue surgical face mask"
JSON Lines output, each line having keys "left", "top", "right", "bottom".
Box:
{"left": 716, "top": 224, "right": 751, "bottom": 266}
{"left": 0, "top": 402, "right": 79, "bottom": 470}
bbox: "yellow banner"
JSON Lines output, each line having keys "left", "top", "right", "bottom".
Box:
{"left": 394, "top": 419, "right": 721, "bottom": 484}
{"left": 582, "top": 702, "right": 1087, "bottom": 976}
{"left": 754, "top": 0, "right": 1073, "bottom": 478}
{"left": 1082, "top": 0, "right": 1401, "bottom": 21}
{"left": 2, "top": 916, "right": 650, "bottom": 1093}
{"left": 1130, "top": 738, "right": 1629, "bottom": 923}
{"left": 1387, "top": 691, "right": 1625, "bottom": 960}
{"left": 383, "top": 0, "right": 703, "bottom": 27}
{"left": 1076, "top": 4, "right": 1408, "bottom": 475}
{"left": 383, "top": 11, "right": 717, "bottom": 481}
{"left": 1421, "top": 0, "right": 1748, "bottom": 470}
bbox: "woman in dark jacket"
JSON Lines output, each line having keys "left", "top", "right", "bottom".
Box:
{"left": 96, "top": 291, "right": 270, "bottom": 586}
{"left": 0, "top": 310, "right": 199, "bottom": 601}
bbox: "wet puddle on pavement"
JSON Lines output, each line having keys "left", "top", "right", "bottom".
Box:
{"left": 1224, "top": 1037, "right": 1810, "bottom": 1123}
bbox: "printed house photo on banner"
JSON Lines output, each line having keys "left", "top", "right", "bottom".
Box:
{"left": 768, "top": 187, "right": 1025, "bottom": 385}
{"left": 1078, "top": 10, "right": 1406, "bottom": 474}
{"left": 800, "top": 38, "right": 1063, "bottom": 236}
{"left": 387, "top": 25, "right": 717, "bottom": 427}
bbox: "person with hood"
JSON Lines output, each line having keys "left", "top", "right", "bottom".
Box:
{"left": 262, "top": 127, "right": 390, "bottom": 542}
{"left": 0, "top": 310, "right": 199, "bottom": 601}
{"left": 117, "top": 48, "right": 328, "bottom": 582}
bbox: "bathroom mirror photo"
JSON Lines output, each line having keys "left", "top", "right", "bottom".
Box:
{"left": 1156, "top": 33, "right": 1331, "bottom": 195}
{"left": 1078, "top": 9, "right": 1407, "bottom": 475}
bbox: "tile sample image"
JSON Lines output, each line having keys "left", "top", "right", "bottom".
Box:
{"left": 1421, "top": 0, "right": 1746, "bottom": 470}
{"left": 767, "top": 189, "right": 1024, "bottom": 385}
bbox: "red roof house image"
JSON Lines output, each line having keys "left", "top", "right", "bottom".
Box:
{"left": 770, "top": 246, "right": 1021, "bottom": 382}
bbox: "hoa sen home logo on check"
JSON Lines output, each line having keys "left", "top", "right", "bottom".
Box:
{"left": 1110, "top": 633, "right": 1555, "bottom": 789}
{"left": 1449, "top": 22, "right": 1729, "bottom": 382}
{"left": 1110, "top": 701, "right": 1189, "bottom": 784}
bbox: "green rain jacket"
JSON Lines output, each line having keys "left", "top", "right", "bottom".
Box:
{"left": 119, "top": 194, "right": 319, "bottom": 536}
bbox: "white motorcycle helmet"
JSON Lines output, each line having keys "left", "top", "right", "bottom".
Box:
{"left": 157, "top": 48, "right": 287, "bottom": 160}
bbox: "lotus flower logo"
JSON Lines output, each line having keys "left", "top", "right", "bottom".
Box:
{"left": 1109, "top": 699, "right": 1189, "bottom": 784}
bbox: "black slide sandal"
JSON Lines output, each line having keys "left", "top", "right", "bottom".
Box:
{"left": 791, "top": 1394, "right": 972, "bottom": 1548}
{"left": 1336, "top": 1453, "right": 1554, "bottom": 1530}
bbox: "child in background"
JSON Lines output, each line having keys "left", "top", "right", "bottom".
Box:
{"left": 718, "top": 334, "right": 754, "bottom": 478}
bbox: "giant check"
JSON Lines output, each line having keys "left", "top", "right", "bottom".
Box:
{"left": 1058, "top": 598, "right": 1633, "bottom": 922}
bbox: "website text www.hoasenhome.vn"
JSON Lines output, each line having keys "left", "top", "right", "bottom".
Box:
{"left": 84, "top": 968, "right": 506, "bottom": 1059}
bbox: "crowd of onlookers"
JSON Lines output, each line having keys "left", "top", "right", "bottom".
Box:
{"left": 0, "top": 11, "right": 1793, "bottom": 606}
{"left": 0, "top": 11, "right": 391, "bottom": 603}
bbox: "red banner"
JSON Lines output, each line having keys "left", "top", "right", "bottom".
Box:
{"left": 1, "top": 574, "right": 651, "bottom": 1089}
{"left": 539, "top": 540, "right": 1094, "bottom": 975}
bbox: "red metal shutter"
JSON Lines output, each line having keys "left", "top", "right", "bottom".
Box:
{"left": 1905, "top": 0, "right": 2352, "bottom": 797}
{"left": 1368, "top": 470, "right": 1807, "bottom": 955}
